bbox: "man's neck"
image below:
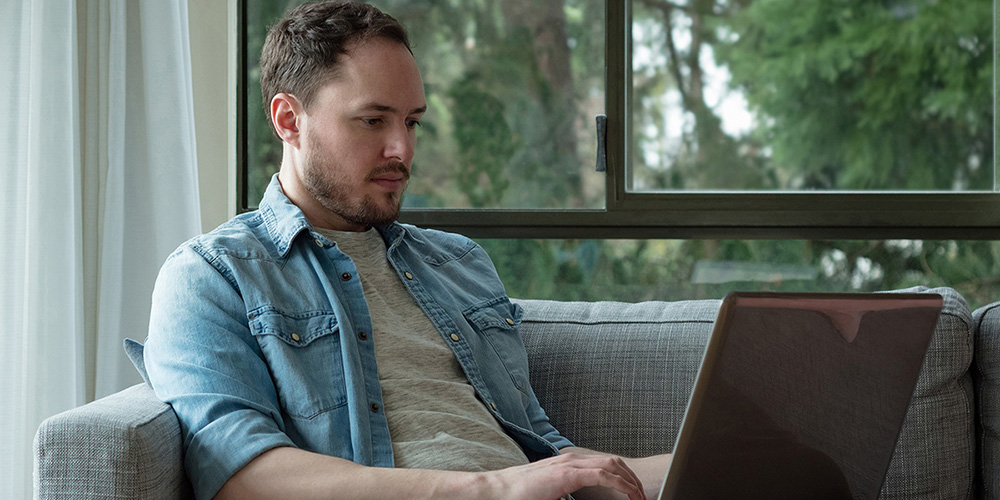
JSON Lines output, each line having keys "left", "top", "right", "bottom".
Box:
{"left": 276, "top": 166, "right": 368, "bottom": 232}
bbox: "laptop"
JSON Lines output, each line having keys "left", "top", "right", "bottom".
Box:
{"left": 656, "top": 292, "right": 943, "bottom": 500}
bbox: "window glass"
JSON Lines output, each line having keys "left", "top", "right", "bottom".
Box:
{"left": 480, "top": 238, "right": 1000, "bottom": 310}
{"left": 246, "top": 0, "right": 607, "bottom": 209}
{"left": 629, "top": 0, "right": 994, "bottom": 192}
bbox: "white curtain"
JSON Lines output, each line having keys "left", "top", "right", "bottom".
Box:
{"left": 0, "top": 1, "right": 201, "bottom": 498}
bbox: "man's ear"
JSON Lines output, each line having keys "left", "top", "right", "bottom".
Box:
{"left": 271, "top": 93, "right": 304, "bottom": 148}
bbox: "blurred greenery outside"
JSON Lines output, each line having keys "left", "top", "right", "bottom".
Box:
{"left": 246, "top": 0, "right": 1000, "bottom": 309}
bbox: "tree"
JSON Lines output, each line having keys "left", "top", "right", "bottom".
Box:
{"left": 715, "top": 0, "right": 993, "bottom": 190}
{"left": 245, "top": 0, "right": 1000, "bottom": 309}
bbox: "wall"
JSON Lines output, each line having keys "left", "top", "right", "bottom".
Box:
{"left": 188, "top": 0, "right": 235, "bottom": 231}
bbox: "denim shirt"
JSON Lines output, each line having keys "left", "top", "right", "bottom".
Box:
{"left": 143, "top": 176, "right": 571, "bottom": 499}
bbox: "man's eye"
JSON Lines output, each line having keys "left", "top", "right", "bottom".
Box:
{"left": 362, "top": 118, "right": 383, "bottom": 126}
{"left": 406, "top": 119, "right": 422, "bottom": 129}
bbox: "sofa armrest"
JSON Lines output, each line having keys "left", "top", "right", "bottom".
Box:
{"left": 33, "top": 383, "right": 193, "bottom": 500}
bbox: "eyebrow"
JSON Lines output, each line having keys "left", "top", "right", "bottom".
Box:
{"left": 359, "top": 103, "right": 427, "bottom": 115}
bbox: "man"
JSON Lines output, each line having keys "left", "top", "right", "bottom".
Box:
{"left": 143, "top": 2, "right": 670, "bottom": 499}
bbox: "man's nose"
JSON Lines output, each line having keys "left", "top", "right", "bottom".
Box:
{"left": 384, "top": 124, "right": 415, "bottom": 164}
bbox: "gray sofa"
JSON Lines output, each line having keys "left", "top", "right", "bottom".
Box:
{"left": 33, "top": 286, "right": 997, "bottom": 499}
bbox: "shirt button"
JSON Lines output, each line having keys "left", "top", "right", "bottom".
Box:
{"left": 450, "top": 333, "right": 460, "bottom": 342}
{"left": 505, "top": 318, "right": 515, "bottom": 326}
{"left": 404, "top": 272, "right": 414, "bottom": 280}
{"left": 314, "top": 238, "right": 324, "bottom": 247}
{"left": 290, "top": 333, "right": 301, "bottom": 342}
{"left": 341, "top": 272, "right": 352, "bottom": 281}
{"left": 370, "top": 403, "right": 380, "bottom": 413}
{"left": 490, "top": 402, "right": 498, "bottom": 411}
{"left": 358, "top": 331, "right": 368, "bottom": 341}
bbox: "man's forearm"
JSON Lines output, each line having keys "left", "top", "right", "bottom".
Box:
{"left": 216, "top": 445, "right": 648, "bottom": 500}
{"left": 215, "top": 446, "right": 484, "bottom": 500}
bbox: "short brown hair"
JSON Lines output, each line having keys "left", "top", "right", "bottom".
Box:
{"left": 259, "top": 1, "right": 411, "bottom": 136}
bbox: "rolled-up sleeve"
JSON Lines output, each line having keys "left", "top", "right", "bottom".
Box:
{"left": 525, "top": 389, "right": 574, "bottom": 452}
{"left": 144, "top": 245, "right": 295, "bottom": 499}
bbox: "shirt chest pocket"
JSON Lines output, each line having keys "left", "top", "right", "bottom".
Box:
{"left": 464, "top": 299, "right": 530, "bottom": 396}
{"left": 249, "top": 311, "right": 348, "bottom": 420}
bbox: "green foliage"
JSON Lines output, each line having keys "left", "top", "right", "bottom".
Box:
{"left": 448, "top": 74, "right": 516, "bottom": 207}
{"left": 480, "top": 237, "right": 1000, "bottom": 310}
{"left": 715, "top": 0, "right": 993, "bottom": 190}
{"left": 244, "top": 0, "right": 999, "bottom": 308}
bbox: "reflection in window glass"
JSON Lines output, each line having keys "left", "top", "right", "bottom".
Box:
{"left": 479, "top": 238, "right": 1000, "bottom": 310}
{"left": 246, "top": 0, "right": 607, "bottom": 209}
{"left": 630, "top": 0, "right": 993, "bottom": 192}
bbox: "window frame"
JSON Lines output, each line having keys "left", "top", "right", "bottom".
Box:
{"left": 237, "top": 0, "right": 1000, "bottom": 240}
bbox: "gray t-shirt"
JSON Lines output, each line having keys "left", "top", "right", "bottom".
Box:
{"left": 316, "top": 227, "right": 530, "bottom": 471}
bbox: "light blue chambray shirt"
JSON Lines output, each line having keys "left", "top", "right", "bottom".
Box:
{"left": 143, "top": 175, "right": 572, "bottom": 499}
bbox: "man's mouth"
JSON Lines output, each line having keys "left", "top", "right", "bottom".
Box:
{"left": 368, "top": 163, "right": 410, "bottom": 192}
{"left": 372, "top": 176, "right": 406, "bottom": 191}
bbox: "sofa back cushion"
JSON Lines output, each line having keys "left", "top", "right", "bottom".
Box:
{"left": 517, "top": 298, "right": 718, "bottom": 459}
{"left": 880, "top": 287, "right": 975, "bottom": 499}
{"left": 973, "top": 301, "right": 1000, "bottom": 500}
{"left": 516, "top": 286, "right": 974, "bottom": 500}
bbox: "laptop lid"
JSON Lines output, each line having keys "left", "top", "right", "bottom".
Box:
{"left": 657, "top": 292, "right": 943, "bottom": 500}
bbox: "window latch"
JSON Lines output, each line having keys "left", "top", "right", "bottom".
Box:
{"left": 595, "top": 114, "right": 607, "bottom": 173}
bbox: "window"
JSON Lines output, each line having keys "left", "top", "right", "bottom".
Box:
{"left": 630, "top": 0, "right": 993, "bottom": 193}
{"left": 240, "top": 0, "right": 1000, "bottom": 307}
{"left": 244, "top": 0, "right": 607, "bottom": 210}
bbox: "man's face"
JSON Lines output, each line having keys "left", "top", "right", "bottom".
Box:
{"left": 294, "top": 38, "right": 426, "bottom": 230}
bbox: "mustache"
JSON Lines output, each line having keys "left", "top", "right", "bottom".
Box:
{"left": 366, "top": 162, "right": 410, "bottom": 181}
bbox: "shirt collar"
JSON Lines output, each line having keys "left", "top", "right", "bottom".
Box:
{"left": 258, "top": 173, "right": 409, "bottom": 258}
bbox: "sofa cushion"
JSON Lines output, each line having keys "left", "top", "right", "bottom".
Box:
{"left": 880, "top": 287, "right": 974, "bottom": 499}
{"left": 33, "top": 383, "right": 194, "bottom": 500}
{"left": 517, "top": 298, "right": 719, "bottom": 459}
{"left": 124, "top": 338, "right": 151, "bottom": 386}
{"left": 517, "top": 286, "right": 974, "bottom": 500}
{"left": 973, "top": 301, "right": 1000, "bottom": 500}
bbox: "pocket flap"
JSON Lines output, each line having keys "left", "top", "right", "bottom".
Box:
{"left": 464, "top": 298, "right": 523, "bottom": 331}
{"left": 249, "top": 311, "right": 340, "bottom": 346}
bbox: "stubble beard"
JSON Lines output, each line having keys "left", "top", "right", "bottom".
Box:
{"left": 302, "top": 147, "right": 409, "bottom": 229}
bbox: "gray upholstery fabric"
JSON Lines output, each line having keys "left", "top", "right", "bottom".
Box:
{"left": 518, "top": 286, "right": 976, "bottom": 500}
{"left": 973, "top": 301, "right": 1000, "bottom": 500}
{"left": 878, "top": 287, "right": 975, "bottom": 499}
{"left": 33, "top": 383, "right": 193, "bottom": 500}
{"left": 33, "top": 288, "right": 977, "bottom": 499}
{"left": 516, "top": 298, "right": 719, "bottom": 460}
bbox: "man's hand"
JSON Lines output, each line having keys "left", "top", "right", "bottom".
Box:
{"left": 477, "top": 452, "right": 646, "bottom": 500}
{"left": 558, "top": 447, "right": 672, "bottom": 500}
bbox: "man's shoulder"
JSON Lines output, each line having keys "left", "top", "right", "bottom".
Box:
{"left": 392, "top": 223, "right": 482, "bottom": 261}
{"left": 173, "top": 211, "right": 278, "bottom": 262}
{"left": 396, "top": 223, "right": 475, "bottom": 246}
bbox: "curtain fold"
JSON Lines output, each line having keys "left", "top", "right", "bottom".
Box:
{"left": 93, "top": 0, "right": 201, "bottom": 399}
{"left": 1, "top": 1, "right": 201, "bottom": 497}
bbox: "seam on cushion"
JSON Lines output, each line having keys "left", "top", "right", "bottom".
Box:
{"left": 939, "top": 307, "right": 973, "bottom": 335}
{"left": 123, "top": 403, "right": 180, "bottom": 491}
{"left": 961, "top": 373, "right": 976, "bottom": 500}
{"left": 971, "top": 302, "right": 1000, "bottom": 500}
{"left": 521, "top": 319, "right": 717, "bottom": 326}
{"left": 129, "top": 403, "right": 174, "bottom": 430}
{"left": 923, "top": 296, "right": 976, "bottom": 500}
{"left": 972, "top": 302, "right": 1000, "bottom": 333}
{"left": 931, "top": 300, "right": 976, "bottom": 500}
{"left": 952, "top": 303, "right": 977, "bottom": 500}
